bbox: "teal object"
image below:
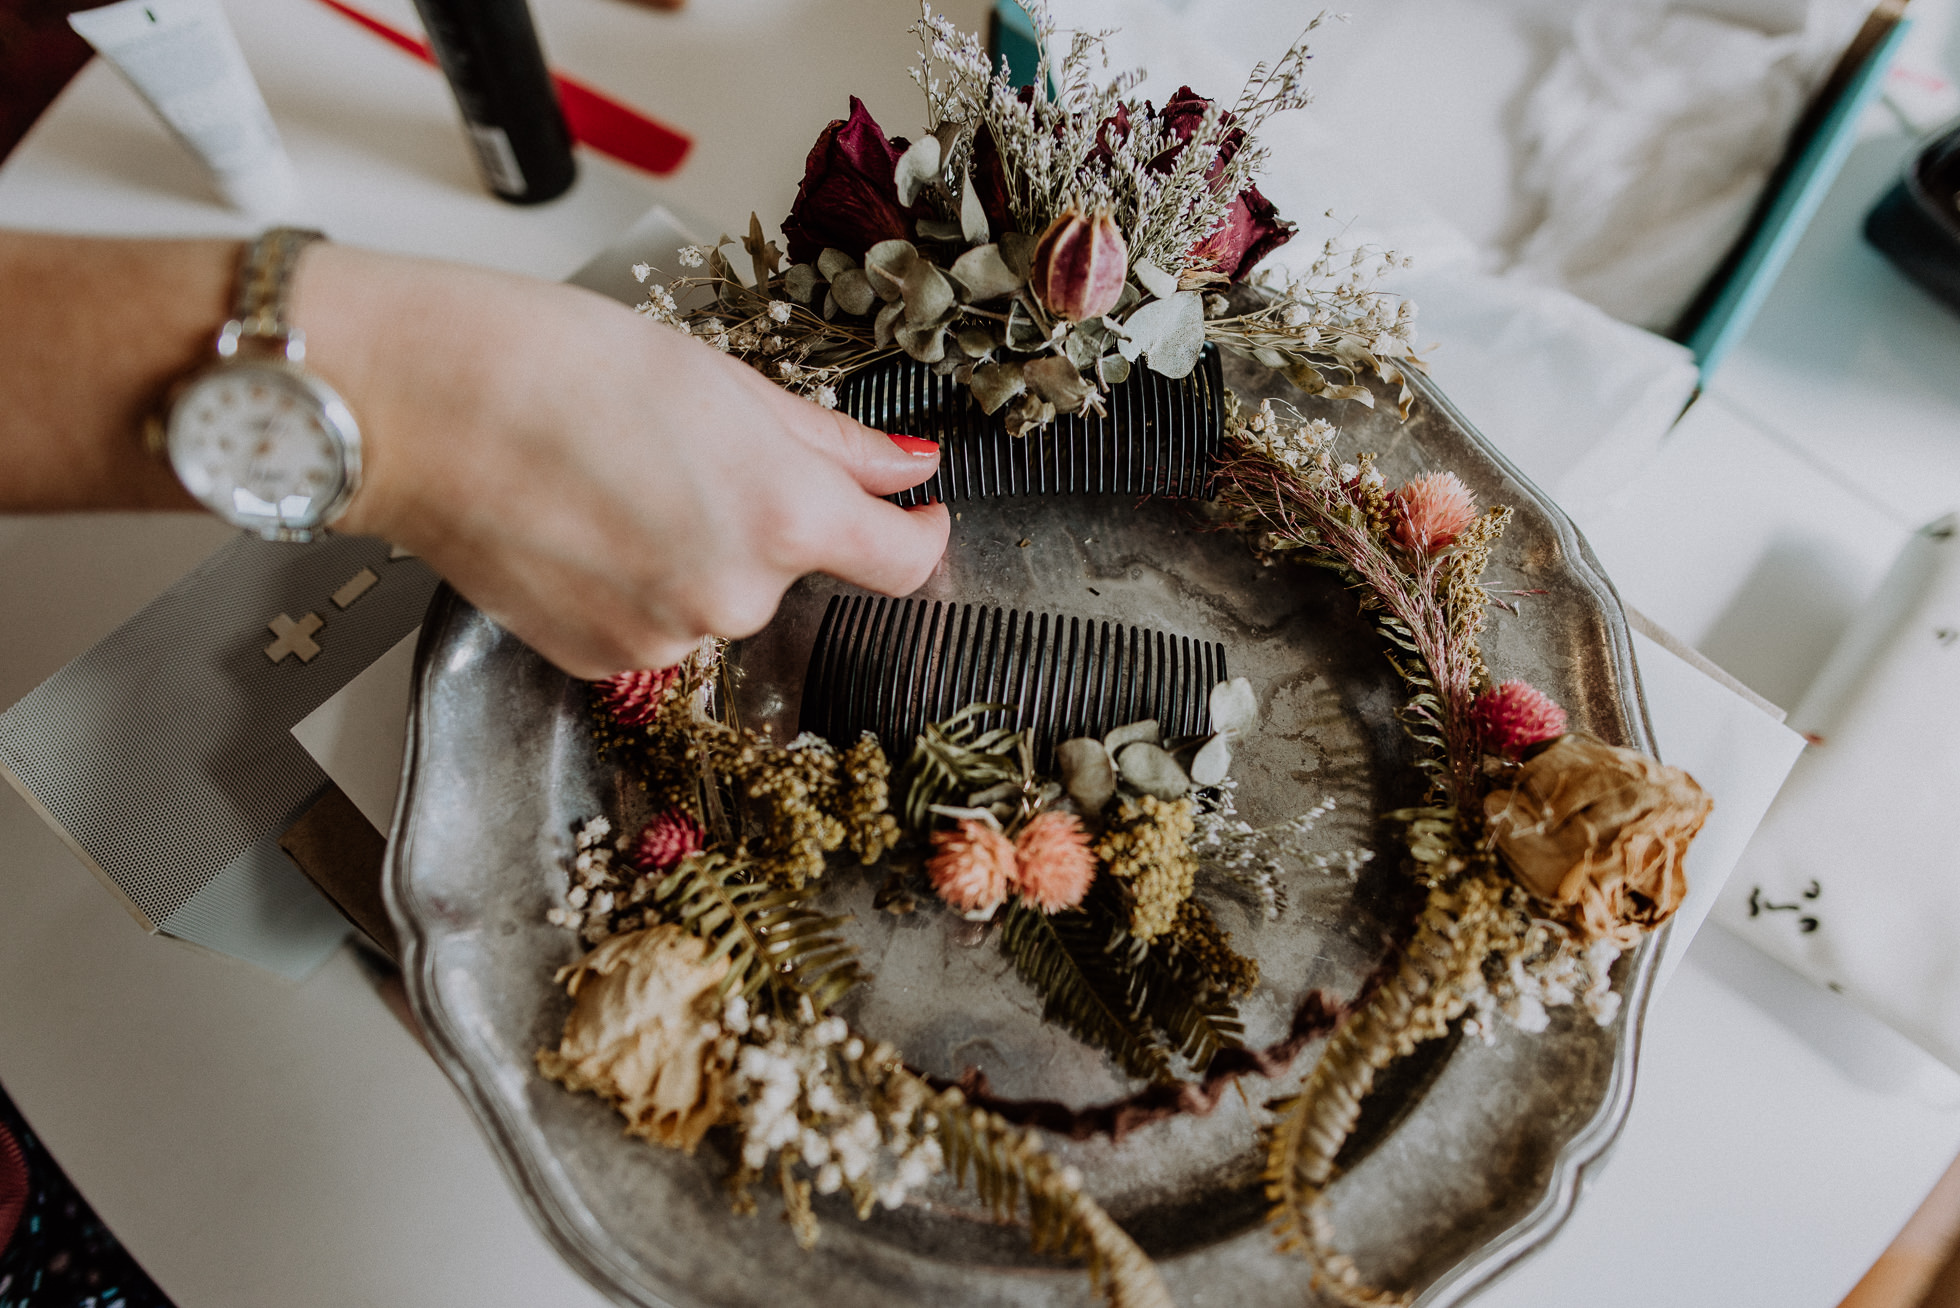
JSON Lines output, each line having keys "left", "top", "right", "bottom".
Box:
{"left": 990, "top": 0, "right": 1043, "bottom": 92}
{"left": 1682, "top": 17, "right": 1913, "bottom": 377}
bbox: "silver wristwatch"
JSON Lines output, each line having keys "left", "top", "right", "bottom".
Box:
{"left": 149, "top": 227, "right": 362, "bottom": 542}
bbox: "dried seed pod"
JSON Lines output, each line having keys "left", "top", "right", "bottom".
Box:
{"left": 1028, "top": 209, "right": 1128, "bottom": 322}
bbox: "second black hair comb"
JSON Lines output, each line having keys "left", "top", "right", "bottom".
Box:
{"left": 799, "top": 594, "right": 1225, "bottom": 765}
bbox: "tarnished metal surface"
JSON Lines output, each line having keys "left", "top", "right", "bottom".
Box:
{"left": 385, "top": 364, "right": 1658, "bottom": 1308}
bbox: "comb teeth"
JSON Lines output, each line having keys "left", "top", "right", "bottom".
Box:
{"left": 837, "top": 346, "right": 1226, "bottom": 505}
{"left": 799, "top": 595, "right": 1226, "bottom": 764}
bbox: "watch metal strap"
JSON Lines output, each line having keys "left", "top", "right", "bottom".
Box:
{"left": 231, "top": 226, "right": 326, "bottom": 346}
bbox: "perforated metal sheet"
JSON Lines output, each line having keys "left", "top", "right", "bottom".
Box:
{"left": 0, "top": 533, "right": 437, "bottom": 931}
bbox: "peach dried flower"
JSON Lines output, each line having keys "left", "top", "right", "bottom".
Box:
{"left": 536, "top": 924, "right": 731, "bottom": 1153}
{"left": 595, "top": 666, "right": 681, "bottom": 726}
{"left": 1483, "top": 734, "right": 1712, "bottom": 947}
{"left": 927, "top": 819, "right": 1015, "bottom": 914}
{"left": 1473, "top": 681, "right": 1569, "bottom": 758}
{"left": 1391, "top": 471, "right": 1477, "bottom": 554}
{"left": 1010, "top": 812, "right": 1098, "bottom": 913}
{"left": 631, "top": 810, "right": 704, "bottom": 873}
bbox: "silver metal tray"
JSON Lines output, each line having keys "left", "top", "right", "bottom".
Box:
{"left": 385, "top": 363, "right": 1659, "bottom": 1308}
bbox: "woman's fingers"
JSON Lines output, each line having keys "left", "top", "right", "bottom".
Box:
{"left": 796, "top": 495, "right": 951, "bottom": 601}
{"left": 757, "top": 380, "right": 944, "bottom": 498}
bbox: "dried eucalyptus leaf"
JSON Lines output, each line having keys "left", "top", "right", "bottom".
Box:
{"left": 1024, "top": 355, "right": 1089, "bottom": 411}
{"left": 1252, "top": 347, "right": 1290, "bottom": 371}
{"left": 875, "top": 301, "right": 904, "bottom": 348}
{"left": 1004, "top": 392, "right": 1056, "bottom": 437}
{"left": 744, "top": 213, "right": 782, "bottom": 290}
{"left": 784, "top": 263, "right": 819, "bottom": 305}
{"left": 894, "top": 136, "right": 941, "bottom": 208}
{"left": 1098, "top": 353, "right": 1131, "bottom": 385}
{"left": 864, "top": 240, "right": 918, "bottom": 303}
{"left": 1121, "top": 291, "right": 1205, "bottom": 377}
{"left": 1063, "top": 327, "right": 1102, "bottom": 371}
{"left": 960, "top": 166, "right": 990, "bottom": 244}
{"left": 999, "top": 231, "right": 1037, "bottom": 278}
{"left": 902, "top": 261, "right": 957, "bottom": 328}
{"left": 915, "top": 218, "right": 965, "bottom": 242}
{"left": 1056, "top": 738, "right": 1115, "bottom": 813}
{"left": 829, "top": 268, "right": 877, "bottom": 317}
{"left": 1209, "top": 677, "right": 1258, "bottom": 739}
{"left": 1132, "top": 257, "right": 1178, "bottom": 300}
{"left": 1006, "top": 300, "right": 1048, "bottom": 352}
{"left": 955, "top": 324, "right": 999, "bottom": 359}
{"left": 823, "top": 289, "right": 838, "bottom": 321}
{"left": 895, "top": 321, "right": 948, "bottom": 363}
{"left": 1282, "top": 362, "right": 1328, "bottom": 395}
{"left": 949, "top": 244, "right": 1023, "bottom": 301}
{"left": 1113, "top": 281, "right": 1142, "bottom": 316}
{"left": 1104, "top": 719, "right": 1160, "bottom": 753}
{"left": 1188, "top": 734, "right": 1233, "bottom": 787}
{"left": 932, "top": 354, "right": 960, "bottom": 375}
{"left": 970, "top": 360, "right": 1025, "bottom": 413}
{"left": 817, "top": 248, "right": 857, "bottom": 281}
{"left": 1116, "top": 741, "right": 1192, "bottom": 800}
{"left": 954, "top": 360, "right": 976, "bottom": 385}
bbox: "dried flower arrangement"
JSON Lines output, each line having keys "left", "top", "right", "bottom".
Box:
{"left": 632, "top": 3, "right": 1418, "bottom": 434}
{"left": 535, "top": 7, "right": 1715, "bottom": 1307}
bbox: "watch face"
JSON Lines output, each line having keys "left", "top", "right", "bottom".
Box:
{"left": 167, "top": 361, "right": 358, "bottom": 533}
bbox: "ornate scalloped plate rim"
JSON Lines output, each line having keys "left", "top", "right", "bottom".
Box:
{"left": 382, "top": 366, "right": 1663, "bottom": 1308}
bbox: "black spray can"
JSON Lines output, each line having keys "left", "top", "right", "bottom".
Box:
{"left": 412, "top": 0, "right": 575, "bottom": 204}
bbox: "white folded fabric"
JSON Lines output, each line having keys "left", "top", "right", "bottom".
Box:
{"left": 1505, "top": 0, "right": 1860, "bottom": 331}
{"left": 1715, "top": 516, "right": 1960, "bottom": 1069}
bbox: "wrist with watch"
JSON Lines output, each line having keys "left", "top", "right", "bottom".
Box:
{"left": 147, "top": 227, "right": 364, "bottom": 543}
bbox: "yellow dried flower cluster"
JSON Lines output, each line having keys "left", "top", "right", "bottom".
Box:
{"left": 839, "top": 733, "right": 899, "bottom": 865}
{"left": 1436, "top": 504, "right": 1512, "bottom": 688}
{"left": 1170, "top": 899, "right": 1260, "bottom": 999}
{"left": 1096, "top": 795, "right": 1198, "bottom": 944}
{"left": 690, "top": 727, "right": 898, "bottom": 888}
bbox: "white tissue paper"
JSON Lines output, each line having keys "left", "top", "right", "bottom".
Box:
{"left": 1046, "top": 0, "right": 1870, "bottom": 513}
{"left": 1714, "top": 517, "right": 1960, "bottom": 1070}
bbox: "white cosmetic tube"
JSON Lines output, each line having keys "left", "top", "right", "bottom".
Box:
{"left": 68, "top": 0, "right": 298, "bottom": 217}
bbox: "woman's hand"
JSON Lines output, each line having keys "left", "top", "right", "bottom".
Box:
{"left": 299, "top": 244, "right": 949, "bottom": 678}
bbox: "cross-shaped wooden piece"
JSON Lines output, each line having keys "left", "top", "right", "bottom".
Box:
{"left": 265, "top": 611, "right": 324, "bottom": 664}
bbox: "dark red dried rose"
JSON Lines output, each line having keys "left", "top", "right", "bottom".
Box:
{"left": 780, "top": 97, "right": 928, "bottom": 267}
{"left": 1188, "top": 181, "right": 1295, "bottom": 280}
{"left": 967, "top": 124, "right": 1016, "bottom": 241}
{"left": 1138, "top": 87, "right": 1292, "bottom": 280}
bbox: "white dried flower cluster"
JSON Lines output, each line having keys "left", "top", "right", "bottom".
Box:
{"left": 910, "top": 2, "right": 1319, "bottom": 275}
{"left": 1191, "top": 783, "right": 1372, "bottom": 919}
{"left": 1238, "top": 395, "right": 1342, "bottom": 490}
{"left": 677, "top": 245, "right": 707, "bottom": 269}
{"left": 546, "top": 816, "right": 641, "bottom": 943}
{"left": 1461, "top": 922, "right": 1625, "bottom": 1044}
{"left": 725, "top": 995, "right": 945, "bottom": 1211}
{"left": 547, "top": 815, "right": 670, "bottom": 945}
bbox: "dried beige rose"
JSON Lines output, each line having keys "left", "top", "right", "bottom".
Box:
{"left": 1483, "top": 735, "right": 1712, "bottom": 947}
{"left": 537, "top": 924, "right": 731, "bottom": 1153}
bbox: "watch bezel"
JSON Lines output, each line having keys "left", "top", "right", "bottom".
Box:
{"left": 163, "top": 354, "right": 363, "bottom": 543}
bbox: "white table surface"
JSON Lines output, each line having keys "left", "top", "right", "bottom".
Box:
{"left": 4, "top": 2, "right": 1960, "bottom": 1306}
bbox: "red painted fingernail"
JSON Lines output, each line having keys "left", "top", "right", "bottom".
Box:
{"left": 888, "top": 433, "right": 939, "bottom": 455}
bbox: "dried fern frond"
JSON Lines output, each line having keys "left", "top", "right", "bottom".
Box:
{"left": 654, "top": 852, "right": 865, "bottom": 1011}
{"left": 1263, "top": 872, "right": 1517, "bottom": 1308}
{"left": 1001, "top": 898, "right": 1175, "bottom": 1083}
{"left": 1125, "top": 918, "right": 1248, "bottom": 1070}
{"left": 932, "top": 1083, "right": 1174, "bottom": 1308}
{"left": 898, "top": 702, "right": 1025, "bottom": 831}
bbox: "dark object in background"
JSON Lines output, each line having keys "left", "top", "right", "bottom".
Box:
{"left": 410, "top": 0, "right": 574, "bottom": 204}
{"left": 1865, "top": 121, "right": 1960, "bottom": 315}
{"left": 0, "top": 1082, "right": 176, "bottom": 1307}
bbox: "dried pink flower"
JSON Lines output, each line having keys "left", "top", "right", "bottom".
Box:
{"left": 1029, "top": 210, "right": 1129, "bottom": 322}
{"left": 1010, "top": 812, "right": 1098, "bottom": 913}
{"left": 631, "top": 810, "right": 705, "bottom": 873}
{"left": 1473, "top": 681, "right": 1569, "bottom": 758}
{"left": 927, "top": 819, "right": 1015, "bottom": 914}
{"left": 1391, "top": 471, "right": 1477, "bottom": 554}
{"left": 595, "top": 666, "right": 680, "bottom": 726}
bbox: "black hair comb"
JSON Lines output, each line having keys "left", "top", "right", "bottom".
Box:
{"left": 838, "top": 346, "right": 1226, "bottom": 506}
{"left": 799, "top": 594, "right": 1225, "bottom": 763}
